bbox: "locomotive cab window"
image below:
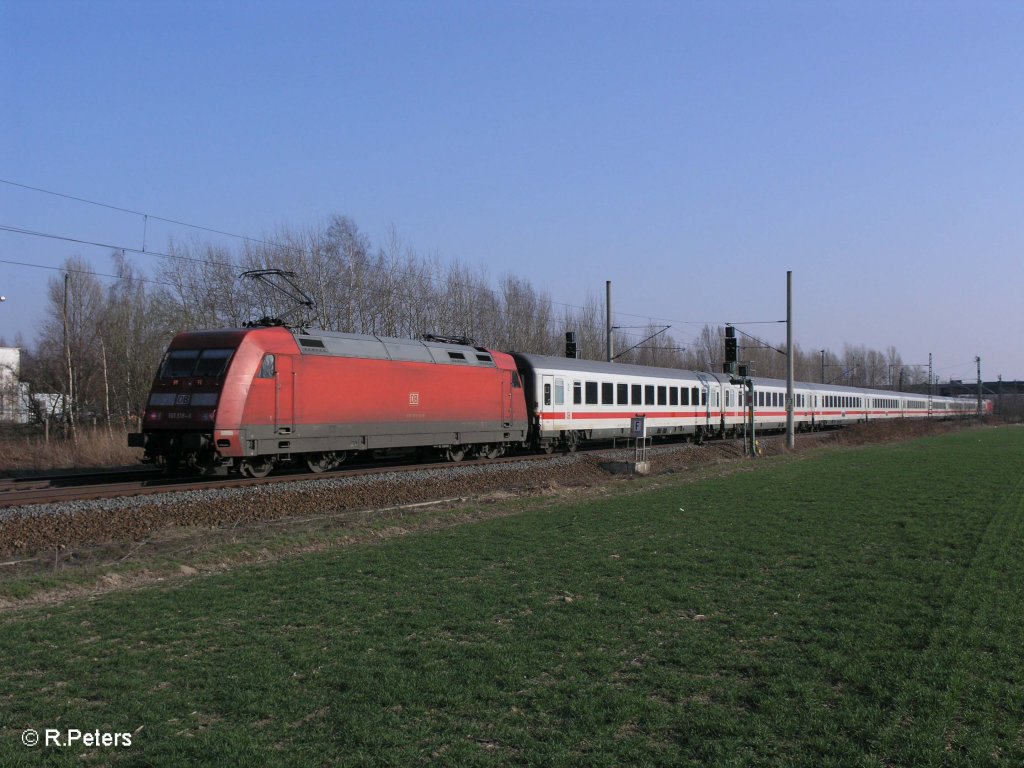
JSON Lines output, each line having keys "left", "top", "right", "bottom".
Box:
{"left": 159, "top": 350, "right": 200, "bottom": 379}
{"left": 511, "top": 372, "right": 522, "bottom": 388}
{"left": 193, "top": 349, "right": 234, "bottom": 378}
{"left": 257, "top": 354, "right": 276, "bottom": 379}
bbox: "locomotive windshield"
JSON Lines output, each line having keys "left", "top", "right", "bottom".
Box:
{"left": 193, "top": 349, "right": 234, "bottom": 377}
{"left": 159, "top": 349, "right": 234, "bottom": 379}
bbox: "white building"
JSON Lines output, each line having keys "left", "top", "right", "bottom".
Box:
{"left": 0, "top": 347, "right": 30, "bottom": 423}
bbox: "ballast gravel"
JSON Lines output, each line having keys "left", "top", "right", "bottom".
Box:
{"left": 0, "top": 454, "right": 610, "bottom": 555}
{"left": 0, "top": 432, "right": 837, "bottom": 556}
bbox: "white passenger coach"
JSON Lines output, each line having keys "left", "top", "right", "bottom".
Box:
{"left": 511, "top": 353, "right": 977, "bottom": 452}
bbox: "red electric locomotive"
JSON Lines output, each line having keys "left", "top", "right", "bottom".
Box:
{"left": 129, "top": 327, "right": 529, "bottom": 476}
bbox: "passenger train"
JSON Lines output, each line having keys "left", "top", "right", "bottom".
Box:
{"left": 129, "top": 326, "right": 988, "bottom": 476}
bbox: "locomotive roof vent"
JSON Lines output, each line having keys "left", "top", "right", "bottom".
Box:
{"left": 421, "top": 333, "right": 476, "bottom": 347}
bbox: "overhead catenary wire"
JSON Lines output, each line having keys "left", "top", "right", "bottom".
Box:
{"left": 0, "top": 177, "right": 742, "bottom": 330}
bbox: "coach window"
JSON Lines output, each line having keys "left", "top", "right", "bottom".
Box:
{"left": 544, "top": 383, "right": 552, "bottom": 406}
{"left": 701, "top": 389, "right": 707, "bottom": 406}
{"left": 641, "top": 385, "right": 653, "bottom": 405}
{"left": 617, "top": 383, "right": 629, "bottom": 405}
{"left": 681, "top": 387, "right": 690, "bottom": 406}
{"left": 690, "top": 386, "right": 699, "bottom": 405}
{"left": 585, "top": 381, "right": 599, "bottom": 405}
{"left": 573, "top": 381, "right": 582, "bottom": 405}
{"left": 258, "top": 354, "right": 275, "bottom": 378}
{"left": 670, "top": 387, "right": 678, "bottom": 406}
{"left": 657, "top": 386, "right": 667, "bottom": 406}
{"left": 631, "top": 384, "right": 642, "bottom": 405}
{"left": 602, "top": 382, "right": 614, "bottom": 405}
{"left": 554, "top": 380, "right": 564, "bottom": 406}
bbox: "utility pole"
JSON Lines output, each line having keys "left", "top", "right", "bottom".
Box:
{"left": 63, "top": 272, "right": 76, "bottom": 441}
{"left": 606, "top": 280, "right": 613, "bottom": 363}
{"left": 928, "top": 352, "right": 933, "bottom": 417}
{"left": 976, "top": 356, "right": 982, "bottom": 418}
{"left": 786, "top": 270, "right": 794, "bottom": 449}
{"left": 820, "top": 350, "right": 825, "bottom": 383}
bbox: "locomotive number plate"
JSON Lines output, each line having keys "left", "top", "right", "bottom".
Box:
{"left": 409, "top": 393, "right": 420, "bottom": 406}
{"left": 175, "top": 393, "right": 191, "bottom": 405}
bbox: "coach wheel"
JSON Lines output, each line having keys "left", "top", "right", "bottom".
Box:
{"left": 306, "top": 451, "right": 345, "bottom": 473}
{"left": 240, "top": 457, "right": 275, "bottom": 478}
{"left": 540, "top": 443, "right": 555, "bottom": 455}
{"left": 446, "top": 445, "right": 467, "bottom": 462}
{"left": 565, "top": 432, "right": 580, "bottom": 453}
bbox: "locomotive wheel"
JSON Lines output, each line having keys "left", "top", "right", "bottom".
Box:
{"left": 479, "top": 444, "right": 504, "bottom": 460}
{"left": 446, "top": 445, "right": 466, "bottom": 462}
{"left": 240, "top": 457, "right": 275, "bottom": 478}
{"left": 306, "top": 451, "right": 344, "bottom": 473}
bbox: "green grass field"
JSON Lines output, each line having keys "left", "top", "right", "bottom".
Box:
{"left": 2, "top": 427, "right": 1023, "bottom": 766}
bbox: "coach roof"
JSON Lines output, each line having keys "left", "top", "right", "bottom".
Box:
{"left": 511, "top": 352, "right": 719, "bottom": 382}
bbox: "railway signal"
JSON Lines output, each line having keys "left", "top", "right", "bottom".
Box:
{"left": 723, "top": 324, "right": 737, "bottom": 375}
{"left": 565, "top": 331, "right": 578, "bottom": 359}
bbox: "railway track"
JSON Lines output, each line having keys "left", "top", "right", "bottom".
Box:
{"left": 0, "top": 452, "right": 563, "bottom": 509}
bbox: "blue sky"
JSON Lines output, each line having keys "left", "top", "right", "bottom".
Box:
{"left": 2, "top": 0, "right": 1022, "bottom": 380}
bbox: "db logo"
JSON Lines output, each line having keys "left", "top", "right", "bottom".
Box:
{"left": 409, "top": 393, "right": 420, "bottom": 406}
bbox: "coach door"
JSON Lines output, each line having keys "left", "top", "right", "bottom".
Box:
{"left": 541, "top": 375, "right": 554, "bottom": 418}
{"left": 695, "top": 374, "right": 712, "bottom": 429}
{"left": 275, "top": 355, "right": 294, "bottom": 435}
